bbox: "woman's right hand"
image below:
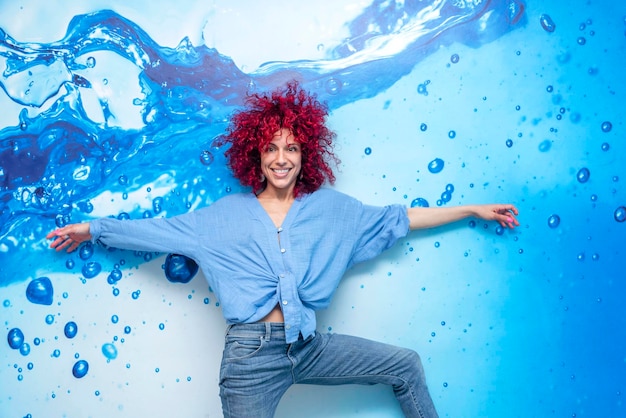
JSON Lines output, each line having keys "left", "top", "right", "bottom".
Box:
{"left": 46, "top": 223, "right": 92, "bottom": 253}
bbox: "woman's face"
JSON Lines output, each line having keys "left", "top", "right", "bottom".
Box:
{"left": 260, "top": 128, "right": 302, "bottom": 196}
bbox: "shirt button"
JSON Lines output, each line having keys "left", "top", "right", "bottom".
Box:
{"left": 277, "top": 227, "right": 283, "bottom": 232}
{"left": 285, "top": 324, "right": 291, "bottom": 330}
{"left": 280, "top": 248, "right": 286, "bottom": 253}
{"left": 282, "top": 300, "right": 288, "bottom": 305}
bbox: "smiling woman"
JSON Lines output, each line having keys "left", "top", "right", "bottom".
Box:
{"left": 3, "top": 1, "right": 624, "bottom": 417}
{"left": 47, "top": 82, "right": 519, "bottom": 418}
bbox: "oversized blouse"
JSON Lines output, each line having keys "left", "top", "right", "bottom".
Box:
{"left": 90, "top": 188, "right": 410, "bottom": 343}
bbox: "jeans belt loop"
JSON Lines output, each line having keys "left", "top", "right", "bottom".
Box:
{"left": 264, "top": 322, "right": 271, "bottom": 342}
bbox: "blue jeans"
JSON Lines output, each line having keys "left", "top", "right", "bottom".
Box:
{"left": 219, "top": 323, "right": 438, "bottom": 418}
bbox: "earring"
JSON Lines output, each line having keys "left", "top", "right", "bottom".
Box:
{"left": 260, "top": 174, "right": 266, "bottom": 182}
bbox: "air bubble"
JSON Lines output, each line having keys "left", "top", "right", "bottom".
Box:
{"left": 82, "top": 261, "right": 102, "bottom": 279}
{"left": 7, "top": 328, "right": 24, "bottom": 349}
{"left": 427, "top": 158, "right": 444, "bottom": 174}
{"left": 199, "top": 150, "right": 214, "bottom": 165}
{"left": 26, "top": 277, "right": 54, "bottom": 306}
{"left": 410, "top": 198, "right": 429, "bottom": 207}
{"left": 164, "top": 254, "right": 199, "bottom": 284}
{"left": 601, "top": 121, "right": 612, "bottom": 132}
{"left": 72, "top": 360, "right": 89, "bottom": 378}
{"left": 548, "top": 214, "right": 560, "bottom": 228}
{"left": 450, "top": 54, "right": 459, "bottom": 63}
{"left": 540, "top": 14, "right": 556, "bottom": 32}
{"left": 614, "top": 206, "right": 626, "bottom": 222}
{"left": 64, "top": 321, "right": 78, "bottom": 339}
{"left": 576, "top": 168, "right": 590, "bottom": 183}
{"left": 102, "top": 343, "right": 118, "bottom": 360}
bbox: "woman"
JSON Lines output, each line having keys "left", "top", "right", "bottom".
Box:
{"left": 48, "top": 82, "right": 519, "bottom": 417}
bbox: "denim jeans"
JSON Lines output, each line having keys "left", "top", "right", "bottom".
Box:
{"left": 219, "top": 322, "right": 438, "bottom": 418}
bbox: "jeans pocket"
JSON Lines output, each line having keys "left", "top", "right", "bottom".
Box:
{"left": 224, "top": 337, "right": 265, "bottom": 361}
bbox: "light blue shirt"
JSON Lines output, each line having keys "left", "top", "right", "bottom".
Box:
{"left": 90, "top": 188, "right": 409, "bottom": 343}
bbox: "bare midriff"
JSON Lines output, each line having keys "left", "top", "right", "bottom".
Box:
{"left": 258, "top": 304, "right": 284, "bottom": 323}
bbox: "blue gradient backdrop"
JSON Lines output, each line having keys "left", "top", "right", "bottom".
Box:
{"left": 1, "top": 1, "right": 624, "bottom": 417}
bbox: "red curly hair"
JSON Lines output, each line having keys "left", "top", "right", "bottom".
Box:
{"left": 219, "top": 81, "right": 338, "bottom": 197}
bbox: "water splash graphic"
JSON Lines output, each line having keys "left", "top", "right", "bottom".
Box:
{"left": 0, "top": 2, "right": 526, "bottom": 286}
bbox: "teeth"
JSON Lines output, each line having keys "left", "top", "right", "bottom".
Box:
{"left": 273, "top": 169, "right": 289, "bottom": 173}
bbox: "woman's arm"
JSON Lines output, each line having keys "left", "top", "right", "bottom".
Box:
{"left": 407, "top": 204, "right": 519, "bottom": 230}
{"left": 46, "top": 210, "right": 202, "bottom": 256}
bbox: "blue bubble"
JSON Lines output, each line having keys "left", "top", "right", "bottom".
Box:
{"left": 45, "top": 314, "right": 55, "bottom": 325}
{"left": 615, "top": 206, "right": 626, "bottom": 222}
{"left": 577, "top": 36, "right": 586, "bottom": 45}
{"left": 445, "top": 184, "right": 454, "bottom": 193}
{"left": 20, "top": 342, "right": 31, "bottom": 356}
{"left": 410, "top": 198, "right": 429, "bottom": 208}
{"left": 72, "top": 360, "right": 89, "bottom": 378}
{"left": 113, "top": 288, "right": 120, "bottom": 297}
{"left": 576, "top": 167, "right": 590, "bottom": 183}
{"left": 159, "top": 323, "right": 165, "bottom": 330}
{"left": 26, "top": 277, "right": 54, "bottom": 306}
{"left": 64, "top": 321, "right": 78, "bottom": 339}
{"left": 199, "top": 150, "right": 214, "bottom": 165}
{"left": 440, "top": 191, "right": 452, "bottom": 203}
{"left": 3, "top": 299, "right": 10, "bottom": 307}
{"left": 102, "top": 343, "right": 118, "bottom": 360}
{"left": 107, "top": 268, "right": 122, "bottom": 284}
{"left": 78, "top": 242, "right": 94, "bottom": 260}
{"left": 132, "top": 290, "right": 140, "bottom": 299}
{"left": 65, "top": 259, "right": 75, "bottom": 269}
{"left": 538, "top": 140, "right": 552, "bottom": 152}
{"left": 420, "top": 123, "right": 428, "bottom": 132}
{"left": 601, "top": 121, "right": 612, "bottom": 132}
{"left": 506, "top": 139, "right": 513, "bottom": 148}
{"left": 52, "top": 349, "right": 61, "bottom": 358}
{"left": 124, "top": 326, "right": 131, "bottom": 334}
{"left": 7, "top": 328, "right": 25, "bottom": 349}
{"left": 417, "top": 81, "right": 430, "bottom": 96}
{"left": 539, "top": 14, "right": 556, "bottom": 33}
{"left": 33, "top": 337, "right": 41, "bottom": 346}
{"left": 111, "top": 315, "right": 119, "bottom": 324}
{"left": 548, "top": 214, "right": 561, "bottom": 228}
{"left": 153, "top": 197, "right": 164, "bottom": 214}
{"left": 427, "top": 158, "right": 445, "bottom": 174}
{"left": 495, "top": 226, "right": 504, "bottom": 235}
{"left": 82, "top": 261, "right": 102, "bottom": 279}
{"left": 27, "top": 362, "right": 34, "bottom": 370}
{"left": 164, "top": 254, "right": 199, "bottom": 284}
{"left": 448, "top": 130, "right": 456, "bottom": 139}
{"left": 364, "top": 147, "right": 372, "bottom": 155}
{"left": 325, "top": 77, "right": 341, "bottom": 95}
{"left": 601, "top": 142, "right": 610, "bottom": 151}
{"left": 546, "top": 85, "right": 554, "bottom": 93}
{"left": 450, "top": 53, "right": 459, "bottom": 63}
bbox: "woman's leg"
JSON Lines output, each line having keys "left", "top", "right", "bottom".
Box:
{"left": 219, "top": 323, "right": 293, "bottom": 418}
{"left": 290, "top": 332, "right": 438, "bottom": 418}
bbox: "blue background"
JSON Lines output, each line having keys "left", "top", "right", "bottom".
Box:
{"left": 1, "top": 1, "right": 624, "bottom": 417}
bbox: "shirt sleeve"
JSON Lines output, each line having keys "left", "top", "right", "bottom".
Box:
{"left": 350, "top": 203, "right": 410, "bottom": 266}
{"left": 89, "top": 210, "right": 203, "bottom": 259}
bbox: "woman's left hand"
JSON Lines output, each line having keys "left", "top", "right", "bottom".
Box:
{"left": 474, "top": 204, "right": 520, "bottom": 229}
